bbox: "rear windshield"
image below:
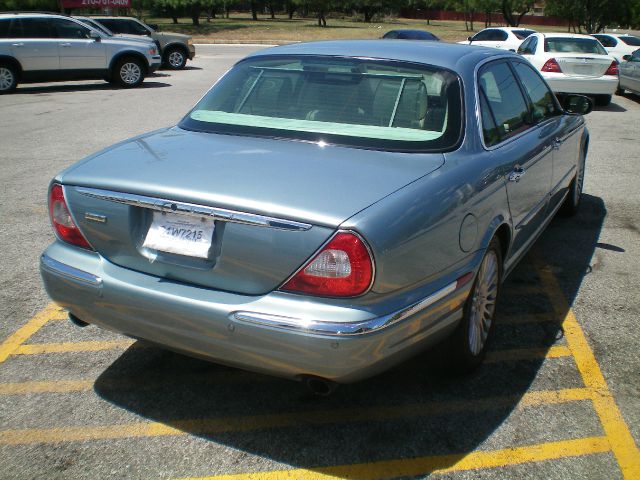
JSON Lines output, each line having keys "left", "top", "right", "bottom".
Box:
{"left": 512, "top": 29, "right": 536, "bottom": 40}
{"left": 179, "top": 55, "right": 463, "bottom": 152}
{"left": 545, "top": 38, "right": 607, "bottom": 55}
{"left": 620, "top": 36, "right": 640, "bottom": 46}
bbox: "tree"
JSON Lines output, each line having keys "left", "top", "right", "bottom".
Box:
{"left": 295, "top": 0, "right": 334, "bottom": 26}
{"left": 545, "top": 0, "right": 635, "bottom": 33}
{"left": 501, "top": 0, "right": 533, "bottom": 27}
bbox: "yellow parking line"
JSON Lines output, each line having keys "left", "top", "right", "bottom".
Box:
{"left": 0, "top": 379, "right": 94, "bottom": 395}
{"left": 535, "top": 259, "right": 640, "bottom": 479}
{"left": 0, "top": 387, "right": 591, "bottom": 445}
{"left": 0, "top": 304, "right": 64, "bottom": 364}
{"left": 13, "top": 340, "right": 136, "bottom": 355}
{"left": 485, "top": 345, "right": 571, "bottom": 363}
{"left": 177, "top": 436, "right": 610, "bottom": 480}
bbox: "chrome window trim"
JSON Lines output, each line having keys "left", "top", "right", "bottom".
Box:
{"left": 233, "top": 280, "right": 459, "bottom": 336}
{"left": 41, "top": 254, "right": 102, "bottom": 287}
{"left": 75, "top": 186, "right": 312, "bottom": 232}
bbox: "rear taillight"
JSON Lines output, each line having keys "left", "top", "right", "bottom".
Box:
{"left": 541, "top": 58, "right": 562, "bottom": 73}
{"left": 280, "top": 231, "right": 374, "bottom": 297}
{"left": 605, "top": 60, "right": 619, "bottom": 75}
{"left": 48, "top": 184, "right": 92, "bottom": 249}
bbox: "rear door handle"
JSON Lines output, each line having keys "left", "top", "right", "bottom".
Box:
{"left": 60, "top": 43, "right": 72, "bottom": 47}
{"left": 11, "top": 42, "right": 24, "bottom": 47}
{"left": 552, "top": 137, "right": 564, "bottom": 150}
{"left": 508, "top": 166, "right": 526, "bottom": 182}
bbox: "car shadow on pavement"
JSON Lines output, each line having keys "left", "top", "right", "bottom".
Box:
{"left": 94, "top": 194, "right": 606, "bottom": 476}
{"left": 596, "top": 102, "right": 627, "bottom": 112}
{"left": 15, "top": 81, "right": 171, "bottom": 94}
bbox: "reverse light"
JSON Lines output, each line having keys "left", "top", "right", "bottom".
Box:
{"left": 281, "top": 231, "right": 374, "bottom": 297}
{"left": 541, "top": 58, "right": 562, "bottom": 73}
{"left": 604, "top": 60, "right": 619, "bottom": 76}
{"left": 48, "top": 184, "right": 92, "bottom": 249}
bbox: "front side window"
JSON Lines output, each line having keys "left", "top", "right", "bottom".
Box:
{"left": 50, "top": 19, "right": 90, "bottom": 39}
{"left": 473, "top": 30, "right": 495, "bottom": 42}
{"left": 518, "top": 36, "right": 538, "bottom": 55}
{"left": 545, "top": 38, "right": 607, "bottom": 55}
{"left": 180, "top": 56, "right": 462, "bottom": 152}
{"left": 383, "top": 31, "right": 398, "bottom": 39}
{"left": 512, "top": 29, "right": 536, "bottom": 40}
{"left": 478, "top": 61, "right": 530, "bottom": 145}
{"left": 513, "top": 61, "right": 559, "bottom": 123}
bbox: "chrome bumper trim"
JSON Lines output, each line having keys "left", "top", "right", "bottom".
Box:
{"left": 233, "top": 280, "right": 458, "bottom": 336}
{"left": 41, "top": 254, "right": 102, "bottom": 287}
{"left": 76, "top": 186, "right": 312, "bottom": 232}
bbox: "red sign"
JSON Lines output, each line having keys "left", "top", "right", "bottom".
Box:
{"left": 61, "top": 0, "right": 131, "bottom": 7}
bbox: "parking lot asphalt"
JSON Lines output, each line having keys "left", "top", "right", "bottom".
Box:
{"left": 0, "top": 44, "right": 639, "bottom": 479}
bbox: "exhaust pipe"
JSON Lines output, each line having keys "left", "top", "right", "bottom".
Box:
{"left": 68, "top": 313, "right": 89, "bottom": 328}
{"left": 303, "top": 376, "right": 338, "bottom": 396}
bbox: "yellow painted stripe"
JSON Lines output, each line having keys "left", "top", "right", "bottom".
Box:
{"left": 0, "top": 304, "right": 64, "bottom": 363}
{"left": 0, "top": 380, "right": 94, "bottom": 395}
{"left": 14, "top": 339, "right": 136, "bottom": 355}
{"left": 535, "top": 259, "right": 640, "bottom": 479}
{"left": 0, "top": 388, "right": 591, "bottom": 445}
{"left": 178, "top": 437, "right": 610, "bottom": 480}
{"left": 485, "top": 345, "right": 571, "bottom": 363}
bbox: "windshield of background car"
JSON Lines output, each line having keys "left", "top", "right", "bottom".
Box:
{"left": 620, "top": 36, "right": 640, "bottom": 46}
{"left": 512, "top": 29, "right": 536, "bottom": 40}
{"left": 180, "top": 55, "right": 462, "bottom": 152}
{"left": 545, "top": 38, "right": 607, "bottom": 55}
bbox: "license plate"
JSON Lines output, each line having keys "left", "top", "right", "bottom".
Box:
{"left": 142, "top": 211, "right": 215, "bottom": 258}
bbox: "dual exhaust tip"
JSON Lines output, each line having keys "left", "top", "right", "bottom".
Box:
{"left": 68, "top": 312, "right": 339, "bottom": 396}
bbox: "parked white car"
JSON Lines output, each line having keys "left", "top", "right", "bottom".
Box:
{"left": 517, "top": 33, "right": 618, "bottom": 105}
{"left": 592, "top": 33, "right": 640, "bottom": 62}
{"left": 458, "top": 27, "right": 536, "bottom": 51}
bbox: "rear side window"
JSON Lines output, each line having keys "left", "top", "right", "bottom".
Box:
{"left": 545, "top": 38, "right": 607, "bottom": 55}
{"left": 181, "top": 55, "right": 463, "bottom": 152}
{"left": 383, "top": 31, "right": 398, "bottom": 39}
{"left": 49, "top": 19, "right": 90, "bottom": 39}
{"left": 17, "top": 18, "right": 55, "bottom": 38}
{"left": 479, "top": 62, "right": 530, "bottom": 144}
{"left": 512, "top": 29, "right": 536, "bottom": 40}
{"left": 620, "top": 36, "right": 640, "bottom": 46}
{"left": 594, "top": 35, "right": 616, "bottom": 47}
{"left": 513, "top": 62, "right": 559, "bottom": 123}
{"left": 0, "top": 19, "right": 10, "bottom": 38}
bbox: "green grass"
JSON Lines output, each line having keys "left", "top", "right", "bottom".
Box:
{"left": 145, "top": 14, "right": 568, "bottom": 44}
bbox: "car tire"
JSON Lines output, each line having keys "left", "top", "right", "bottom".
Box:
{"left": 615, "top": 86, "right": 625, "bottom": 96}
{"left": 449, "top": 237, "right": 502, "bottom": 373}
{"left": 0, "top": 63, "right": 18, "bottom": 93}
{"left": 112, "top": 57, "right": 145, "bottom": 88}
{"left": 560, "top": 147, "right": 586, "bottom": 217}
{"left": 164, "top": 46, "right": 187, "bottom": 70}
{"left": 595, "top": 94, "right": 611, "bottom": 106}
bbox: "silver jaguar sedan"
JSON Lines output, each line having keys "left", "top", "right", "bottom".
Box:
{"left": 40, "top": 41, "right": 591, "bottom": 391}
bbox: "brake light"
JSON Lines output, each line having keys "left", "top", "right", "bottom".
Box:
{"left": 541, "top": 58, "right": 562, "bottom": 73}
{"left": 281, "top": 232, "right": 373, "bottom": 297}
{"left": 48, "top": 184, "right": 92, "bottom": 249}
{"left": 605, "top": 60, "right": 619, "bottom": 75}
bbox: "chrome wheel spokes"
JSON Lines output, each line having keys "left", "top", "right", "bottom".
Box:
{"left": 121, "top": 63, "right": 141, "bottom": 85}
{"left": 0, "top": 67, "right": 14, "bottom": 91}
{"left": 168, "top": 51, "right": 184, "bottom": 68}
{"left": 468, "top": 250, "right": 499, "bottom": 356}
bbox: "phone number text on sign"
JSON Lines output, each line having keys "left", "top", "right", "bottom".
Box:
{"left": 61, "top": 0, "right": 132, "bottom": 8}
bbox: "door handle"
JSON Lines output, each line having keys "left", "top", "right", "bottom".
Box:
{"left": 60, "top": 43, "right": 72, "bottom": 47}
{"left": 11, "top": 43, "right": 24, "bottom": 47}
{"left": 552, "top": 138, "right": 563, "bottom": 150}
{"left": 508, "top": 166, "right": 526, "bottom": 182}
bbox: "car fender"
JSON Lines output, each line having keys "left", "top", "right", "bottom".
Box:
{"left": 0, "top": 55, "right": 23, "bottom": 77}
{"left": 162, "top": 41, "right": 189, "bottom": 55}
{"left": 108, "top": 50, "right": 150, "bottom": 74}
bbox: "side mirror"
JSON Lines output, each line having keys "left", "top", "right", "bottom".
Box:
{"left": 563, "top": 94, "right": 593, "bottom": 115}
{"left": 509, "top": 48, "right": 516, "bottom": 52}
{"left": 147, "top": 23, "right": 158, "bottom": 31}
{"left": 467, "top": 36, "right": 472, "bottom": 42}
{"left": 622, "top": 54, "right": 631, "bottom": 61}
{"left": 89, "top": 30, "right": 101, "bottom": 42}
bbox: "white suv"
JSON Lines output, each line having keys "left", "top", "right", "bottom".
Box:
{"left": 0, "top": 13, "right": 161, "bottom": 93}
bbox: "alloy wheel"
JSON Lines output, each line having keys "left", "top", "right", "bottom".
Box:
{"left": 168, "top": 51, "right": 185, "bottom": 68}
{"left": 468, "top": 250, "right": 499, "bottom": 355}
{"left": 0, "top": 67, "right": 14, "bottom": 91}
{"left": 120, "top": 62, "right": 141, "bottom": 85}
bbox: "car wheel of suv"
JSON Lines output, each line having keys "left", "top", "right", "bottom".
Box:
{"left": 113, "top": 57, "right": 145, "bottom": 88}
{"left": 0, "top": 64, "right": 18, "bottom": 93}
{"left": 164, "top": 47, "right": 187, "bottom": 70}
{"left": 450, "top": 237, "right": 502, "bottom": 373}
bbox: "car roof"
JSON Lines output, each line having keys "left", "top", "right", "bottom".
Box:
{"left": 594, "top": 33, "right": 639, "bottom": 38}
{"left": 247, "top": 40, "right": 512, "bottom": 71}
{"left": 479, "top": 27, "right": 536, "bottom": 32}
{"left": 88, "top": 16, "right": 137, "bottom": 21}
{"left": 541, "top": 33, "right": 600, "bottom": 39}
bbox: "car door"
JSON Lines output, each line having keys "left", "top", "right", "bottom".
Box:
{"left": 478, "top": 60, "right": 553, "bottom": 257}
{"left": 620, "top": 50, "right": 640, "bottom": 92}
{"left": 511, "top": 60, "right": 581, "bottom": 213}
{"left": 9, "top": 17, "right": 59, "bottom": 72}
{"left": 50, "top": 18, "right": 106, "bottom": 71}
{"left": 470, "top": 30, "right": 500, "bottom": 48}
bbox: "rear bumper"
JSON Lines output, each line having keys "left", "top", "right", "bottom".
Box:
{"left": 188, "top": 44, "right": 195, "bottom": 59}
{"left": 40, "top": 242, "right": 470, "bottom": 383}
{"left": 543, "top": 73, "right": 618, "bottom": 95}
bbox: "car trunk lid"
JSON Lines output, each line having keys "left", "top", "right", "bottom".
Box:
{"left": 554, "top": 54, "right": 613, "bottom": 77}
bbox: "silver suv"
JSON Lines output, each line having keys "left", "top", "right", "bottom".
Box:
{"left": 90, "top": 17, "right": 195, "bottom": 69}
{"left": 0, "top": 13, "right": 162, "bottom": 93}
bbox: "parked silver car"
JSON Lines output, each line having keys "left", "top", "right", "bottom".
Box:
{"left": 0, "top": 13, "right": 161, "bottom": 92}
{"left": 617, "top": 48, "right": 640, "bottom": 96}
{"left": 40, "top": 41, "right": 591, "bottom": 391}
